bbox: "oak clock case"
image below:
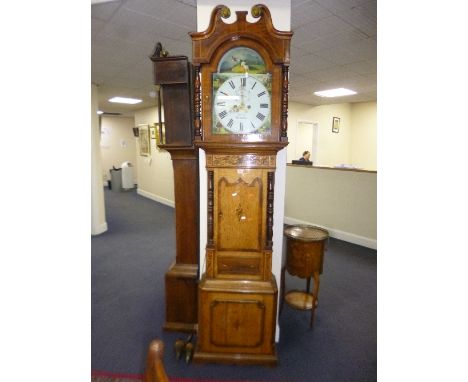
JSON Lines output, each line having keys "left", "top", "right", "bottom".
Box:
{"left": 150, "top": 49, "right": 199, "bottom": 333}
{"left": 190, "top": 5, "right": 293, "bottom": 366}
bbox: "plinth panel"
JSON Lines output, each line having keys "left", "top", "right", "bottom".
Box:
{"left": 210, "top": 299, "right": 265, "bottom": 347}
{"left": 164, "top": 263, "right": 198, "bottom": 332}
{"left": 194, "top": 276, "right": 278, "bottom": 365}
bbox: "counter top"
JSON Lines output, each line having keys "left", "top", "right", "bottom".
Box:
{"left": 287, "top": 164, "right": 376, "bottom": 174}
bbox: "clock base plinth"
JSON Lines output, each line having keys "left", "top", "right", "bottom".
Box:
{"left": 194, "top": 275, "right": 278, "bottom": 366}
{"left": 164, "top": 263, "right": 198, "bottom": 333}
{"left": 193, "top": 347, "right": 278, "bottom": 366}
{"left": 163, "top": 321, "right": 197, "bottom": 333}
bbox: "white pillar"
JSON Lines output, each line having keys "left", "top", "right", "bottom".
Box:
{"left": 196, "top": 0, "right": 291, "bottom": 342}
{"left": 91, "top": 84, "right": 108, "bottom": 235}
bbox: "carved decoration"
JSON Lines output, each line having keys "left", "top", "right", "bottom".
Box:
{"left": 251, "top": 5, "right": 262, "bottom": 18}
{"left": 194, "top": 66, "right": 202, "bottom": 140}
{"left": 190, "top": 5, "right": 292, "bottom": 65}
{"left": 220, "top": 5, "right": 231, "bottom": 19}
{"left": 263, "top": 251, "right": 272, "bottom": 281}
{"left": 281, "top": 66, "right": 289, "bottom": 141}
{"left": 205, "top": 154, "right": 276, "bottom": 168}
{"left": 206, "top": 248, "right": 214, "bottom": 278}
{"left": 266, "top": 172, "right": 274, "bottom": 249}
{"left": 207, "top": 170, "right": 214, "bottom": 246}
{"left": 150, "top": 41, "right": 169, "bottom": 59}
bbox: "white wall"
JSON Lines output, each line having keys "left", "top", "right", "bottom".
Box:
{"left": 288, "top": 102, "right": 352, "bottom": 166}
{"left": 134, "top": 107, "right": 175, "bottom": 207}
{"left": 287, "top": 101, "right": 376, "bottom": 170}
{"left": 91, "top": 84, "right": 107, "bottom": 235}
{"left": 285, "top": 166, "right": 376, "bottom": 248}
{"left": 100, "top": 116, "right": 137, "bottom": 183}
{"left": 350, "top": 101, "right": 377, "bottom": 170}
{"left": 286, "top": 102, "right": 313, "bottom": 162}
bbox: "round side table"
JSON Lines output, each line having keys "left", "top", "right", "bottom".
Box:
{"left": 281, "top": 225, "right": 329, "bottom": 327}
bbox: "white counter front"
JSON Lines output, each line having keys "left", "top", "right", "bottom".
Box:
{"left": 285, "top": 164, "right": 377, "bottom": 249}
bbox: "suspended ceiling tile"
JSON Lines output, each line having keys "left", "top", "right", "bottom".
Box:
{"left": 335, "top": 8, "right": 377, "bottom": 37}
{"left": 292, "top": 36, "right": 329, "bottom": 54}
{"left": 91, "top": 0, "right": 123, "bottom": 21}
{"left": 290, "top": 45, "right": 314, "bottom": 61}
{"left": 346, "top": 38, "right": 377, "bottom": 60}
{"left": 314, "top": 45, "right": 363, "bottom": 65}
{"left": 291, "top": 0, "right": 333, "bottom": 28}
{"left": 92, "top": 18, "right": 106, "bottom": 36}
{"left": 318, "top": 28, "right": 370, "bottom": 49}
{"left": 315, "top": 0, "right": 372, "bottom": 13}
{"left": 123, "top": 0, "right": 177, "bottom": 20}
{"left": 342, "top": 60, "right": 377, "bottom": 75}
{"left": 92, "top": 0, "right": 377, "bottom": 113}
{"left": 102, "top": 7, "right": 177, "bottom": 38}
{"left": 293, "top": 15, "right": 354, "bottom": 43}
{"left": 164, "top": 1, "right": 197, "bottom": 31}
{"left": 108, "top": 76, "right": 151, "bottom": 90}
{"left": 92, "top": 40, "right": 145, "bottom": 64}
{"left": 91, "top": 61, "right": 127, "bottom": 80}
{"left": 291, "top": 53, "right": 336, "bottom": 74}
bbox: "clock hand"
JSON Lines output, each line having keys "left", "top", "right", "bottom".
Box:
{"left": 239, "top": 75, "right": 252, "bottom": 112}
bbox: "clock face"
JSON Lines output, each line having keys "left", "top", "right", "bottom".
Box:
{"left": 213, "top": 74, "right": 271, "bottom": 134}
{"left": 210, "top": 46, "right": 272, "bottom": 136}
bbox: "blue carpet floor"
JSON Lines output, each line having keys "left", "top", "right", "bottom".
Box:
{"left": 92, "top": 188, "right": 376, "bottom": 382}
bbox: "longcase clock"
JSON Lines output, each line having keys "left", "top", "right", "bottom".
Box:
{"left": 190, "top": 5, "right": 292, "bottom": 365}
{"left": 150, "top": 47, "right": 199, "bottom": 333}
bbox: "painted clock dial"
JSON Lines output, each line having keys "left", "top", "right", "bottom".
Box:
{"left": 212, "top": 47, "right": 272, "bottom": 135}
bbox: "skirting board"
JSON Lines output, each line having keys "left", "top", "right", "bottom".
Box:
{"left": 137, "top": 188, "right": 175, "bottom": 208}
{"left": 284, "top": 216, "right": 377, "bottom": 250}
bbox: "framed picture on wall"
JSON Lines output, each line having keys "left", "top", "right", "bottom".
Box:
{"left": 150, "top": 126, "right": 157, "bottom": 140}
{"left": 156, "top": 122, "right": 166, "bottom": 145}
{"left": 332, "top": 117, "right": 340, "bottom": 133}
{"left": 138, "top": 124, "right": 151, "bottom": 156}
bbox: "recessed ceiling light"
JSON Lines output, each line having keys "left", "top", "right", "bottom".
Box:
{"left": 314, "top": 88, "right": 357, "bottom": 97}
{"left": 108, "top": 97, "right": 142, "bottom": 104}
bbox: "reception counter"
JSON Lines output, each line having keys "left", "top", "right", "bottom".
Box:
{"left": 285, "top": 164, "right": 377, "bottom": 249}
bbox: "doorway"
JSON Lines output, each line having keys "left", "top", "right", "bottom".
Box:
{"left": 296, "top": 121, "right": 318, "bottom": 164}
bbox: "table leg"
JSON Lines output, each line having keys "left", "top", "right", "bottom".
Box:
{"left": 279, "top": 265, "right": 286, "bottom": 315}
{"left": 310, "top": 271, "right": 320, "bottom": 328}
{"left": 306, "top": 276, "right": 311, "bottom": 293}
